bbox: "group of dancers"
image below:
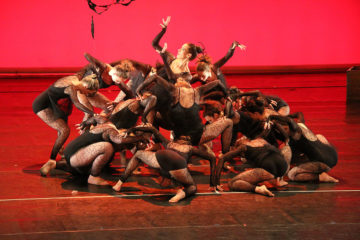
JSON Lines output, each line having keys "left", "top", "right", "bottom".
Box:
{"left": 33, "top": 17, "right": 338, "bottom": 202}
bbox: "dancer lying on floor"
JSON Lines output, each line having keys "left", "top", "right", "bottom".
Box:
{"left": 63, "top": 119, "right": 148, "bottom": 185}
{"left": 33, "top": 74, "right": 99, "bottom": 176}
{"left": 113, "top": 125, "right": 217, "bottom": 203}
{"left": 269, "top": 115, "right": 338, "bottom": 183}
{"left": 216, "top": 137, "right": 288, "bottom": 197}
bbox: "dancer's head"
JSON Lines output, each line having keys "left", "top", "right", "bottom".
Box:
{"left": 202, "top": 100, "right": 223, "bottom": 123}
{"left": 177, "top": 43, "right": 203, "bottom": 61}
{"left": 109, "top": 60, "right": 135, "bottom": 84}
{"left": 196, "top": 54, "right": 212, "bottom": 81}
{"left": 81, "top": 74, "right": 99, "bottom": 96}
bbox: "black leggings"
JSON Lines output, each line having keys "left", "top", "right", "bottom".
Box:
{"left": 155, "top": 150, "right": 187, "bottom": 171}
{"left": 258, "top": 153, "right": 288, "bottom": 178}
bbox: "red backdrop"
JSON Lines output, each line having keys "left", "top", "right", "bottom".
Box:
{"left": 1, "top": 0, "right": 360, "bottom": 69}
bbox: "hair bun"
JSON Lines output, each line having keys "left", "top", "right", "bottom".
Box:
{"left": 196, "top": 46, "right": 203, "bottom": 54}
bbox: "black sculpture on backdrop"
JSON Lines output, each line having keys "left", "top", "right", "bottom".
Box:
{"left": 87, "top": 0, "right": 135, "bottom": 38}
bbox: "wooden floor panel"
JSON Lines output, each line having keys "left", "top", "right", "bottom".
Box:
{"left": 0, "top": 73, "right": 359, "bottom": 239}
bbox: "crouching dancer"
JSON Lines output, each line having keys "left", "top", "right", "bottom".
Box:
{"left": 113, "top": 126, "right": 216, "bottom": 203}
{"left": 63, "top": 118, "right": 148, "bottom": 185}
{"left": 268, "top": 115, "right": 338, "bottom": 183}
{"left": 216, "top": 137, "right": 288, "bottom": 197}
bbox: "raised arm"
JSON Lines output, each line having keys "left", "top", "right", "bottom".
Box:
{"left": 213, "top": 41, "right": 246, "bottom": 69}
{"left": 65, "top": 86, "right": 94, "bottom": 115}
{"left": 84, "top": 53, "right": 107, "bottom": 71}
{"left": 159, "top": 47, "right": 177, "bottom": 81}
{"left": 152, "top": 16, "right": 170, "bottom": 52}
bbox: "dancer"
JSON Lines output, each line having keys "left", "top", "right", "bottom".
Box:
{"left": 32, "top": 74, "right": 99, "bottom": 176}
{"left": 137, "top": 53, "right": 233, "bottom": 153}
{"left": 192, "top": 41, "right": 246, "bottom": 88}
{"left": 79, "top": 53, "right": 153, "bottom": 114}
{"left": 152, "top": 16, "right": 203, "bottom": 80}
{"left": 79, "top": 91, "right": 157, "bottom": 131}
{"left": 269, "top": 115, "right": 338, "bottom": 183}
{"left": 113, "top": 126, "right": 217, "bottom": 202}
{"left": 233, "top": 90, "right": 290, "bottom": 116}
{"left": 63, "top": 121, "right": 148, "bottom": 185}
{"left": 216, "top": 137, "right": 288, "bottom": 197}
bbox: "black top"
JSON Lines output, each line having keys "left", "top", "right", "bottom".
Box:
{"left": 64, "top": 132, "right": 105, "bottom": 164}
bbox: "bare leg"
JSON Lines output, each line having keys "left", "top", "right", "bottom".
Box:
{"left": 37, "top": 108, "right": 70, "bottom": 176}
{"left": 70, "top": 142, "right": 114, "bottom": 185}
{"left": 168, "top": 168, "right": 197, "bottom": 203}
{"left": 228, "top": 168, "right": 275, "bottom": 197}
{"left": 319, "top": 172, "right": 339, "bottom": 183}
{"left": 200, "top": 117, "right": 233, "bottom": 153}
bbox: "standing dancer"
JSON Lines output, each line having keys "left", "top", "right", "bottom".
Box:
{"left": 33, "top": 74, "right": 99, "bottom": 176}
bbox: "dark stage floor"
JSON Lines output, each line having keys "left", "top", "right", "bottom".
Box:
{"left": 0, "top": 73, "right": 359, "bottom": 239}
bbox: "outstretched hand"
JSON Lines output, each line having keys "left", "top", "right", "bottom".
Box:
{"left": 160, "top": 16, "right": 171, "bottom": 28}
{"left": 232, "top": 40, "right": 247, "bottom": 51}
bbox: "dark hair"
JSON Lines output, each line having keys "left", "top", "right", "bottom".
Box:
{"left": 243, "top": 96, "right": 265, "bottom": 114}
{"left": 202, "top": 100, "right": 222, "bottom": 117}
{"left": 196, "top": 54, "right": 212, "bottom": 72}
{"left": 228, "top": 86, "right": 240, "bottom": 101}
{"left": 186, "top": 43, "right": 203, "bottom": 61}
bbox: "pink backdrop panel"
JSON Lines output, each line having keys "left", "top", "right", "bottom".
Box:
{"left": 1, "top": 0, "right": 360, "bottom": 68}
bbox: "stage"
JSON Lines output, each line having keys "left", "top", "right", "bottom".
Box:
{"left": 0, "top": 72, "right": 359, "bottom": 239}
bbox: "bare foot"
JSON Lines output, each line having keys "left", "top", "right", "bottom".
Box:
{"left": 255, "top": 185, "right": 275, "bottom": 197}
{"left": 276, "top": 177, "right": 288, "bottom": 187}
{"left": 319, "top": 172, "right": 339, "bottom": 183}
{"left": 112, "top": 180, "right": 123, "bottom": 191}
{"left": 169, "top": 189, "right": 186, "bottom": 203}
{"left": 87, "top": 175, "right": 109, "bottom": 186}
{"left": 40, "top": 160, "right": 57, "bottom": 176}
